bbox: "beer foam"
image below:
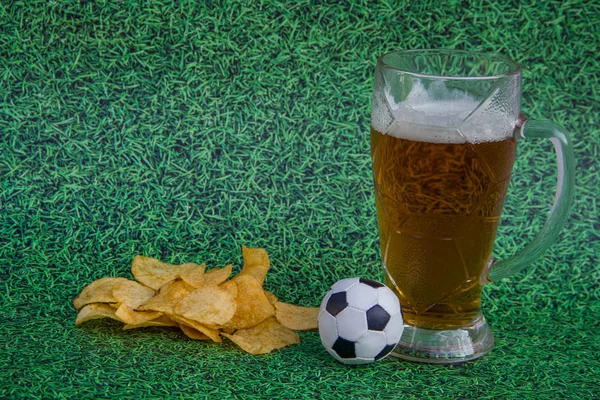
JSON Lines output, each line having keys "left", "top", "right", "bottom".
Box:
{"left": 372, "top": 81, "right": 516, "bottom": 144}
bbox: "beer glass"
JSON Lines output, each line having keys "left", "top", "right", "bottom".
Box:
{"left": 370, "top": 49, "right": 575, "bottom": 363}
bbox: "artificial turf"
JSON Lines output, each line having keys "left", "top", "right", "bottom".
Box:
{"left": 1, "top": 0, "right": 599, "bottom": 398}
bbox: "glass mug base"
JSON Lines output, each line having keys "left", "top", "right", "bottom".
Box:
{"left": 390, "top": 314, "right": 494, "bottom": 364}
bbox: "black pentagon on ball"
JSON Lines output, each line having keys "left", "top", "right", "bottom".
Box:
{"left": 326, "top": 292, "right": 347, "bottom": 316}
{"left": 366, "top": 305, "right": 390, "bottom": 331}
{"left": 359, "top": 278, "right": 384, "bottom": 288}
{"left": 374, "top": 344, "right": 396, "bottom": 361}
{"left": 332, "top": 337, "right": 356, "bottom": 359}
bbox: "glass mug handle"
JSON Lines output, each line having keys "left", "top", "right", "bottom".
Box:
{"left": 487, "top": 117, "right": 576, "bottom": 281}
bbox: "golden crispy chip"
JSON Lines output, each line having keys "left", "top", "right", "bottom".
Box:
{"left": 264, "top": 291, "right": 278, "bottom": 307}
{"left": 181, "top": 264, "right": 231, "bottom": 288}
{"left": 75, "top": 248, "right": 304, "bottom": 354}
{"left": 204, "top": 264, "right": 233, "bottom": 286}
{"left": 169, "top": 315, "right": 222, "bottom": 343}
{"left": 229, "top": 275, "right": 275, "bottom": 329}
{"left": 174, "top": 286, "right": 236, "bottom": 327}
{"left": 158, "top": 278, "right": 196, "bottom": 294}
{"left": 115, "top": 303, "right": 162, "bottom": 325}
{"left": 132, "top": 255, "right": 204, "bottom": 290}
{"left": 238, "top": 246, "right": 270, "bottom": 286}
{"left": 221, "top": 326, "right": 236, "bottom": 335}
{"left": 73, "top": 277, "right": 129, "bottom": 310}
{"left": 178, "top": 263, "right": 206, "bottom": 288}
{"left": 122, "top": 315, "right": 178, "bottom": 330}
{"left": 179, "top": 324, "right": 210, "bottom": 341}
{"left": 75, "top": 303, "right": 123, "bottom": 325}
{"left": 220, "top": 279, "right": 238, "bottom": 299}
{"left": 275, "top": 302, "right": 319, "bottom": 331}
{"left": 112, "top": 280, "right": 156, "bottom": 309}
{"left": 222, "top": 317, "right": 300, "bottom": 355}
{"left": 137, "top": 279, "right": 193, "bottom": 313}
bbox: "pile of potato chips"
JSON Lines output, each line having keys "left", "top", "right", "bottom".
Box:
{"left": 73, "top": 246, "right": 318, "bottom": 354}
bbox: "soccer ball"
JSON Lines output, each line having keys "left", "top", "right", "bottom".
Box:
{"left": 318, "top": 277, "right": 404, "bottom": 365}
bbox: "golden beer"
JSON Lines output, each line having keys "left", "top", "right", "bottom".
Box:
{"left": 370, "top": 126, "right": 517, "bottom": 329}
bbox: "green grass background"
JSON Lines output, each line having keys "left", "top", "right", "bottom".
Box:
{"left": 1, "top": 0, "right": 598, "bottom": 398}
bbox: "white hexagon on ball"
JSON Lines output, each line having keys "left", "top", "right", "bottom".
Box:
{"left": 377, "top": 286, "right": 402, "bottom": 316}
{"left": 318, "top": 277, "right": 405, "bottom": 365}
{"left": 346, "top": 284, "right": 378, "bottom": 311}
{"left": 384, "top": 313, "right": 404, "bottom": 346}
{"left": 318, "top": 311, "right": 339, "bottom": 349}
{"left": 355, "top": 331, "right": 388, "bottom": 359}
{"left": 335, "top": 307, "right": 368, "bottom": 342}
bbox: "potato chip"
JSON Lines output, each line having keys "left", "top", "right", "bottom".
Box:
{"left": 181, "top": 264, "right": 231, "bottom": 288}
{"left": 222, "top": 317, "right": 300, "bottom": 355}
{"left": 75, "top": 246, "right": 309, "bottom": 355}
{"left": 75, "top": 303, "right": 122, "bottom": 325}
{"left": 238, "top": 246, "right": 270, "bottom": 286}
{"left": 179, "top": 323, "right": 210, "bottom": 341}
{"left": 178, "top": 263, "right": 206, "bottom": 288}
{"left": 203, "top": 264, "right": 233, "bottom": 287}
{"left": 264, "top": 291, "right": 278, "bottom": 307}
{"left": 169, "top": 315, "right": 222, "bottom": 342}
{"left": 112, "top": 280, "right": 156, "bottom": 309}
{"left": 73, "top": 277, "right": 129, "bottom": 310}
{"left": 219, "top": 279, "right": 238, "bottom": 299}
{"left": 174, "top": 286, "right": 236, "bottom": 327}
{"left": 115, "top": 304, "right": 162, "bottom": 325}
{"left": 137, "top": 279, "right": 193, "bottom": 314}
{"left": 122, "top": 315, "right": 178, "bottom": 330}
{"left": 228, "top": 275, "right": 275, "bottom": 329}
{"left": 275, "top": 302, "right": 319, "bottom": 331}
{"left": 132, "top": 255, "right": 204, "bottom": 290}
{"left": 221, "top": 325, "right": 236, "bottom": 335}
